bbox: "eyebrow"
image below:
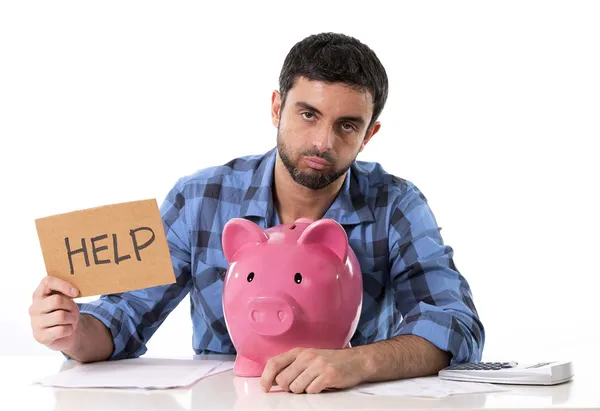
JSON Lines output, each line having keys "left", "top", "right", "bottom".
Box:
{"left": 294, "top": 101, "right": 366, "bottom": 126}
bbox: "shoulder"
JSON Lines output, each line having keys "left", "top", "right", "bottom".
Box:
{"left": 352, "top": 159, "right": 425, "bottom": 205}
{"left": 353, "top": 161, "right": 440, "bottom": 242}
{"left": 171, "top": 150, "right": 270, "bottom": 195}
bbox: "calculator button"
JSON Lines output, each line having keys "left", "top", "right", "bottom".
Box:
{"left": 445, "top": 361, "right": 515, "bottom": 371}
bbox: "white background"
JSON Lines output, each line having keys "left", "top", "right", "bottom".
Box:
{"left": 0, "top": 1, "right": 598, "bottom": 364}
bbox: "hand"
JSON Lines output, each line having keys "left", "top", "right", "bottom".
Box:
{"left": 29, "top": 276, "right": 80, "bottom": 352}
{"left": 260, "top": 347, "right": 366, "bottom": 394}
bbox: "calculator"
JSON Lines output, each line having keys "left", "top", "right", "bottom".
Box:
{"left": 438, "top": 360, "right": 574, "bottom": 386}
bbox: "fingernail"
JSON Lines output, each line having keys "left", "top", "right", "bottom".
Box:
{"left": 71, "top": 288, "right": 79, "bottom": 296}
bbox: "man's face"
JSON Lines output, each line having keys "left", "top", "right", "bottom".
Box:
{"left": 272, "top": 77, "right": 380, "bottom": 190}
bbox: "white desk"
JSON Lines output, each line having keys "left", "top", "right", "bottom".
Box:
{"left": 2, "top": 354, "right": 599, "bottom": 411}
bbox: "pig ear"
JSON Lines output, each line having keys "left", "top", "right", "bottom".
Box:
{"left": 297, "top": 219, "right": 348, "bottom": 262}
{"left": 222, "top": 218, "right": 269, "bottom": 262}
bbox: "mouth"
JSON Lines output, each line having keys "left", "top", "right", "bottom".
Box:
{"left": 302, "top": 156, "right": 331, "bottom": 171}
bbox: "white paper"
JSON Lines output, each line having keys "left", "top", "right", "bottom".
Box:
{"left": 33, "top": 357, "right": 234, "bottom": 389}
{"left": 206, "top": 360, "right": 236, "bottom": 377}
{"left": 351, "top": 376, "right": 509, "bottom": 398}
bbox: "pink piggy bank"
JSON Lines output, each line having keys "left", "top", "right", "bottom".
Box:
{"left": 221, "top": 217, "right": 363, "bottom": 377}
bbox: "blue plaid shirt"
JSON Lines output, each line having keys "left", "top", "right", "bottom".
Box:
{"left": 77, "top": 147, "right": 484, "bottom": 364}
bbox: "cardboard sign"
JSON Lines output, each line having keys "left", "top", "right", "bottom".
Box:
{"left": 35, "top": 199, "right": 177, "bottom": 297}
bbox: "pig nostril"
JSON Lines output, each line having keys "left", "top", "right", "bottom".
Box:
{"left": 278, "top": 311, "right": 286, "bottom": 322}
{"left": 290, "top": 225, "right": 296, "bottom": 230}
{"left": 251, "top": 310, "right": 260, "bottom": 322}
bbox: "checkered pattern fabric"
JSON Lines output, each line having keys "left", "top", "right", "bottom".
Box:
{"left": 77, "top": 147, "right": 484, "bottom": 364}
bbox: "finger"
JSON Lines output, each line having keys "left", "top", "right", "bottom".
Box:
{"left": 38, "top": 294, "right": 78, "bottom": 315}
{"left": 33, "top": 276, "right": 79, "bottom": 300}
{"left": 275, "top": 359, "right": 312, "bottom": 392}
{"left": 39, "top": 310, "right": 78, "bottom": 329}
{"left": 35, "top": 324, "right": 75, "bottom": 346}
{"left": 288, "top": 366, "right": 321, "bottom": 394}
{"left": 260, "top": 349, "right": 300, "bottom": 392}
{"left": 30, "top": 294, "right": 76, "bottom": 316}
{"left": 305, "top": 375, "right": 329, "bottom": 394}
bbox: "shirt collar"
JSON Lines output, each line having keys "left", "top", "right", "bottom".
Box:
{"left": 240, "top": 148, "right": 375, "bottom": 226}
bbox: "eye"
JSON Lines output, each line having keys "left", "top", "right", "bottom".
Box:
{"left": 341, "top": 122, "right": 356, "bottom": 132}
{"left": 301, "top": 112, "right": 315, "bottom": 120}
{"left": 247, "top": 272, "right": 255, "bottom": 282}
{"left": 294, "top": 273, "right": 302, "bottom": 284}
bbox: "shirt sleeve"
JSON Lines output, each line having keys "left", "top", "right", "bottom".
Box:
{"left": 75, "top": 180, "right": 194, "bottom": 360}
{"left": 389, "top": 183, "right": 485, "bottom": 364}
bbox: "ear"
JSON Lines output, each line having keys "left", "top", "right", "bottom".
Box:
{"left": 222, "top": 218, "right": 269, "bottom": 262}
{"left": 358, "top": 121, "right": 380, "bottom": 153}
{"left": 271, "top": 90, "right": 282, "bottom": 128}
{"left": 297, "top": 219, "right": 348, "bottom": 262}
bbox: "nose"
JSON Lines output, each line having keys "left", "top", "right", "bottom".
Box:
{"left": 247, "top": 296, "right": 295, "bottom": 336}
{"left": 312, "top": 125, "right": 334, "bottom": 154}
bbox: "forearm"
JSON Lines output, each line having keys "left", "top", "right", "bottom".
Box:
{"left": 356, "top": 335, "right": 451, "bottom": 383}
{"left": 63, "top": 314, "right": 114, "bottom": 363}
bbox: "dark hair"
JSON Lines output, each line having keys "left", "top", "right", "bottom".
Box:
{"left": 278, "top": 32, "right": 388, "bottom": 130}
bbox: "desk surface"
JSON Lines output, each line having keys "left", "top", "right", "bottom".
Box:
{"left": 2, "top": 355, "right": 599, "bottom": 411}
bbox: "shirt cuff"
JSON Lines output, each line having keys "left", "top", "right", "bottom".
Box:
{"left": 394, "top": 310, "right": 482, "bottom": 364}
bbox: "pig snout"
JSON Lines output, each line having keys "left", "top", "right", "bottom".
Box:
{"left": 247, "top": 296, "right": 295, "bottom": 336}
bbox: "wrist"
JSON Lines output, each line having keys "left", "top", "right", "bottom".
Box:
{"left": 72, "top": 314, "right": 86, "bottom": 351}
{"left": 353, "top": 344, "right": 378, "bottom": 383}
{"left": 61, "top": 315, "right": 85, "bottom": 360}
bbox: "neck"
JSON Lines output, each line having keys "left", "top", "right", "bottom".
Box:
{"left": 273, "top": 152, "right": 346, "bottom": 224}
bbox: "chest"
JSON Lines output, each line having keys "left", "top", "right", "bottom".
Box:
{"left": 189, "top": 226, "right": 390, "bottom": 297}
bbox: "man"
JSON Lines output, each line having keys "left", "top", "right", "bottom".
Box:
{"left": 29, "top": 32, "right": 484, "bottom": 394}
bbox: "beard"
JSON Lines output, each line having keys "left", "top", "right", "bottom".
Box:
{"left": 276, "top": 128, "right": 354, "bottom": 190}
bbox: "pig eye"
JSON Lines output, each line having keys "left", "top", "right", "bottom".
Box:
{"left": 294, "top": 273, "right": 302, "bottom": 284}
{"left": 247, "top": 272, "right": 255, "bottom": 282}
